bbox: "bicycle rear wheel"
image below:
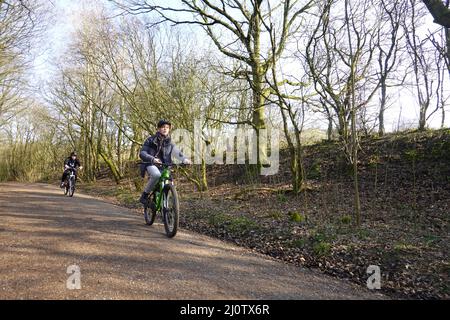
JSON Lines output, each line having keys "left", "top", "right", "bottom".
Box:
{"left": 162, "top": 184, "right": 179, "bottom": 238}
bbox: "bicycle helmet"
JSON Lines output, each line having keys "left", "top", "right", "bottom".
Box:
{"left": 157, "top": 119, "right": 172, "bottom": 128}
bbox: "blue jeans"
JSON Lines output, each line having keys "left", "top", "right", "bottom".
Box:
{"left": 144, "top": 165, "right": 161, "bottom": 193}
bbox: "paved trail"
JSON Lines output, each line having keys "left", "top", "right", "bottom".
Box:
{"left": 0, "top": 183, "right": 384, "bottom": 299}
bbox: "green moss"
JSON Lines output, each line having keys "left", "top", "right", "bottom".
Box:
{"left": 393, "top": 242, "right": 419, "bottom": 252}
{"left": 227, "top": 216, "right": 259, "bottom": 233}
{"left": 266, "top": 211, "right": 283, "bottom": 220}
{"left": 313, "top": 241, "right": 332, "bottom": 256}
{"left": 208, "top": 214, "right": 259, "bottom": 234}
{"left": 340, "top": 215, "right": 352, "bottom": 224}
{"left": 277, "top": 193, "right": 288, "bottom": 203}
{"left": 357, "top": 228, "right": 370, "bottom": 240}
{"left": 208, "top": 213, "right": 230, "bottom": 227}
{"left": 289, "top": 211, "right": 305, "bottom": 223}
{"left": 423, "top": 235, "right": 439, "bottom": 246}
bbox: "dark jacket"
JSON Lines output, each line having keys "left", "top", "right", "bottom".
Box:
{"left": 139, "top": 132, "right": 186, "bottom": 177}
{"left": 64, "top": 157, "right": 81, "bottom": 170}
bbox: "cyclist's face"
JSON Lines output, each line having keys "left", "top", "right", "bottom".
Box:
{"left": 158, "top": 124, "right": 170, "bottom": 136}
{"left": 72, "top": 156, "right": 76, "bottom": 160}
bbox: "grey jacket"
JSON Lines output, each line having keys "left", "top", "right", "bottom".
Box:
{"left": 139, "top": 132, "right": 186, "bottom": 177}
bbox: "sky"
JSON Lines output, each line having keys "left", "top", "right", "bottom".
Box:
{"left": 32, "top": 0, "right": 103, "bottom": 82}
{"left": 30, "top": 0, "right": 450, "bottom": 132}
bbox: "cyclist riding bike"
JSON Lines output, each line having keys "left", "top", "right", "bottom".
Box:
{"left": 60, "top": 151, "right": 82, "bottom": 188}
{"left": 139, "top": 119, "right": 191, "bottom": 205}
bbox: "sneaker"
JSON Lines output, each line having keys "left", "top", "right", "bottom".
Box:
{"left": 139, "top": 192, "right": 150, "bottom": 205}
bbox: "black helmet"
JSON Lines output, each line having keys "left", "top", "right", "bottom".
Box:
{"left": 70, "top": 151, "right": 77, "bottom": 157}
{"left": 157, "top": 119, "right": 172, "bottom": 128}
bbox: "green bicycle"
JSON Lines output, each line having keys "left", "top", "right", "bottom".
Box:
{"left": 140, "top": 162, "right": 181, "bottom": 238}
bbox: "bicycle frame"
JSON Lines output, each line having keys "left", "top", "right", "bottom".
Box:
{"left": 154, "top": 166, "right": 172, "bottom": 212}
{"left": 137, "top": 161, "right": 180, "bottom": 210}
{"left": 67, "top": 169, "right": 76, "bottom": 185}
{"left": 63, "top": 167, "right": 77, "bottom": 197}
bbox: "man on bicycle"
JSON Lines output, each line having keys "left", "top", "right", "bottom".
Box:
{"left": 60, "top": 151, "right": 82, "bottom": 188}
{"left": 139, "top": 119, "right": 191, "bottom": 205}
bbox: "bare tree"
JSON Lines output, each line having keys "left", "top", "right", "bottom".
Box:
{"left": 422, "top": 0, "right": 450, "bottom": 76}
{"left": 375, "top": 0, "right": 407, "bottom": 136}
{"left": 110, "top": 0, "right": 315, "bottom": 170}
{"left": 305, "top": 0, "right": 385, "bottom": 225}
{"left": 404, "top": 0, "right": 443, "bottom": 131}
{"left": 0, "top": 0, "right": 45, "bottom": 127}
{"left": 430, "top": 30, "right": 449, "bottom": 128}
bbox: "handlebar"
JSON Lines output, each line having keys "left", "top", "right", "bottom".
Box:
{"left": 137, "top": 161, "right": 187, "bottom": 168}
{"left": 65, "top": 166, "right": 82, "bottom": 171}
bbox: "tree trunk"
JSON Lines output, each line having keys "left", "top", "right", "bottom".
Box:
{"left": 201, "top": 157, "right": 208, "bottom": 191}
{"left": 378, "top": 78, "right": 387, "bottom": 136}
{"left": 446, "top": 27, "right": 450, "bottom": 77}
{"left": 337, "top": 106, "right": 349, "bottom": 141}
{"left": 117, "top": 97, "right": 125, "bottom": 174}
{"left": 251, "top": 70, "right": 266, "bottom": 171}
{"left": 99, "top": 150, "right": 122, "bottom": 184}
{"left": 327, "top": 116, "right": 333, "bottom": 141}
{"left": 250, "top": 6, "right": 266, "bottom": 172}
{"left": 419, "top": 106, "right": 427, "bottom": 131}
{"left": 351, "top": 108, "right": 361, "bottom": 226}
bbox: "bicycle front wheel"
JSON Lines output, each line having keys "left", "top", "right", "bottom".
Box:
{"left": 144, "top": 194, "right": 156, "bottom": 226}
{"left": 69, "top": 179, "right": 75, "bottom": 197}
{"left": 162, "top": 184, "right": 179, "bottom": 238}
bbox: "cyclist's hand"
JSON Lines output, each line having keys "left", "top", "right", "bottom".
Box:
{"left": 182, "top": 158, "right": 192, "bottom": 165}
{"left": 79, "top": 166, "right": 83, "bottom": 170}
{"left": 153, "top": 158, "right": 162, "bottom": 165}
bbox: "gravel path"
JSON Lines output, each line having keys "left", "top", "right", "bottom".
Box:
{"left": 0, "top": 182, "right": 385, "bottom": 300}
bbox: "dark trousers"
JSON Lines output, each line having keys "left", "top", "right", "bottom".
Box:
{"left": 61, "top": 169, "right": 77, "bottom": 182}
